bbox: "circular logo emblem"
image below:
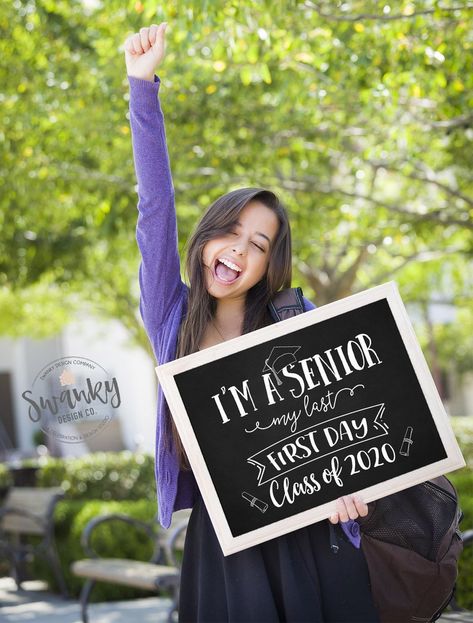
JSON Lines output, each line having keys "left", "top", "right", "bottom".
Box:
{"left": 22, "top": 356, "right": 121, "bottom": 444}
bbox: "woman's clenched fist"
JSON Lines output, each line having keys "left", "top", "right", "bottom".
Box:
{"left": 124, "top": 22, "right": 168, "bottom": 82}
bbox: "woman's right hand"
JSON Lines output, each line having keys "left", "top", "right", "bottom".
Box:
{"left": 124, "top": 22, "right": 168, "bottom": 83}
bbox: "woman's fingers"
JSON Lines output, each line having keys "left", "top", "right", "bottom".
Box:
{"left": 343, "top": 495, "right": 357, "bottom": 520}
{"left": 124, "top": 22, "right": 168, "bottom": 82}
{"left": 148, "top": 24, "right": 159, "bottom": 46}
{"left": 329, "top": 499, "right": 347, "bottom": 523}
{"left": 151, "top": 23, "right": 167, "bottom": 64}
{"left": 153, "top": 23, "right": 167, "bottom": 51}
{"left": 131, "top": 32, "right": 144, "bottom": 55}
{"left": 354, "top": 495, "right": 369, "bottom": 517}
{"left": 125, "top": 23, "right": 166, "bottom": 57}
{"left": 337, "top": 496, "right": 350, "bottom": 522}
{"left": 139, "top": 27, "right": 151, "bottom": 52}
{"left": 330, "top": 494, "right": 368, "bottom": 523}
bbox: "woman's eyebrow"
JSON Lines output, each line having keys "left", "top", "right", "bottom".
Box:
{"left": 235, "top": 221, "right": 271, "bottom": 243}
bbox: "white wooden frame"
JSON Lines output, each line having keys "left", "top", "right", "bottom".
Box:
{"left": 155, "top": 281, "right": 465, "bottom": 556}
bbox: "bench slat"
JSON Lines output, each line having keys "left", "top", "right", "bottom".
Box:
{"left": 1, "top": 487, "right": 64, "bottom": 536}
{"left": 71, "top": 558, "right": 179, "bottom": 591}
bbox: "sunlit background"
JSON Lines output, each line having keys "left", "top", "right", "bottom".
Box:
{"left": 0, "top": 0, "right": 472, "bottom": 609}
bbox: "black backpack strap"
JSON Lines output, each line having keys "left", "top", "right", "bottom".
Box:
{"left": 268, "top": 287, "right": 305, "bottom": 322}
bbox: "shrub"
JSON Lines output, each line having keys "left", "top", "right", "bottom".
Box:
{"left": 451, "top": 416, "right": 473, "bottom": 469}
{"left": 32, "top": 498, "right": 164, "bottom": 602}
{"left": 4, "top": 452, "right": 158, "bottom": 600}
{"left": 37, "top": 451, "right": 155, "bottom": 501}
{"left": 449, "top": 417, "right": 473, "bottom": 610}
{"left": 452, "top": 491, "right": 473, "bottom": 611}
{"left": 0, "top": 462, "right": 12, "bottom": 490}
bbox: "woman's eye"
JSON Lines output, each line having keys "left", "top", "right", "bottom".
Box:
{"left": 227, "top": 230, "right": 264, "bottom": 251}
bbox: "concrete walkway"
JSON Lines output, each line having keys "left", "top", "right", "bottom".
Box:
{"left": 0, "top": 578, "right": 173, "bottom": 623}
{"left": 0, "top": 577, "right": 471, "bottom": 623}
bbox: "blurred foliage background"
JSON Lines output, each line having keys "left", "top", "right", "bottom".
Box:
{"left": 1, "top": 0, "right": 472, "bottom": 605}
{"left": 0, "top": 0, "right": 472, "bottom": 374}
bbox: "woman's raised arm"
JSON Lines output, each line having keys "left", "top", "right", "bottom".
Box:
{"left": 125, "top": 23, "right": 184, "bottom": 340}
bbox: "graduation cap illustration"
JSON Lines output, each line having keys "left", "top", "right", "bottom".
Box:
{"left": 262, "top": 345, "right": 301, "bottom": 386}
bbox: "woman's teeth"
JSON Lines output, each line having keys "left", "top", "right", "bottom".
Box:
{"left": 215, "top": 259, "right": 241, "bottom": 282}
{"left": 217, "top": 258, "right": 241, "bottom": 272}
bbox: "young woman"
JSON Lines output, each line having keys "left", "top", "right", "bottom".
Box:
{"left": 124, "top": 22, "right": 379, "bottom": 622}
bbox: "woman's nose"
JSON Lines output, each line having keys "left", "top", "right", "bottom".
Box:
{"left": 232, "top": 244, "right": 246, "bottom": 256}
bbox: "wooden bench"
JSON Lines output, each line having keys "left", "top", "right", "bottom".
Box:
{"left": 0, "top": 486, "right": 68, "bottom": 597}
{"left": 71, "top": 508, "right": 191, "bottom": 623}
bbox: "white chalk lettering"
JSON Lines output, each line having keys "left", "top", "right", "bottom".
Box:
{"left": 228, "top": 379, "right": 257, "bottom": 417}
{"left": 212, "top": 392, "right": 230, "bottom": 424}
{"left": 270, "top": 472, "right": 322, "bottom": 507}
{"left": 312, "top": 350, "right": 343, "bottom": 386}
{"left": 262, "top": 373, "right": 285, "bottom": 405}
{"left": 355, "top": 333, "right": 382, "bottom": 367}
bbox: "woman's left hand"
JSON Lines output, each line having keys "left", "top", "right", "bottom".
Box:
{"left": 329, "top": 495, "right": 368, "bottom": 523}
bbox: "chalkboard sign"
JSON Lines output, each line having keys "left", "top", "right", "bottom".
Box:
{"left": 156, "top": 282, "right": 465, "bottom": 556}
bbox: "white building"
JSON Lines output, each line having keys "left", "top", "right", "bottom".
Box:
{"left": 0, "top": 303, "right": 471, "bottom": 460}
{"left": 0, "top": 313, "right": 157, "bottom": 459}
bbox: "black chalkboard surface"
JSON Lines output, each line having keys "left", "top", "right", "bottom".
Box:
{"left": 156, "top": 282, "right": 464, "bottom": 555}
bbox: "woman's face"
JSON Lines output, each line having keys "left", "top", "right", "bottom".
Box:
{"left": 202, "top": 200, "right": 280, "bottom": 300}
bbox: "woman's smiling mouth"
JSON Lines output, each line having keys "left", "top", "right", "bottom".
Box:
{"left": 214, "top": 257, "right": 243, "bottom": 284}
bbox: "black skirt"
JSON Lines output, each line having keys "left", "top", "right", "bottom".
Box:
{"left": 179, "top": 494, "right": 379, "bottom": 623}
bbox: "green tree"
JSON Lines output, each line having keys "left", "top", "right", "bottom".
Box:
{"left": 1, "top": 0, "right": 472, "bottom": 368}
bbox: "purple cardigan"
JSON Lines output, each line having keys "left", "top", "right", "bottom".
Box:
{"left": 128, "top": 74, "right": 360, "bottom": 548}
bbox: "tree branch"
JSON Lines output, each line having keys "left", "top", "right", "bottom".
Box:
{"left": 365, "top": 159, "right": 473, "bottom": 208}
{"left": 364, "top": 247, "right": 469, "bottom": 286}
{"left": 304, "top": 1, "right": 473, "bottom": 21}
{"left": 398, "top": 110, "right": 473, "bottom": 131}
{"left": 272, "top": 173, "right": 473, "bottom": 230}
{"left": 335, "top": 244, "right": 370, "bottom": 298}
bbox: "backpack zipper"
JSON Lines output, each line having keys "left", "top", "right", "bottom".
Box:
{"left": 423, "top": 480, "right": 457, "bottom": 504}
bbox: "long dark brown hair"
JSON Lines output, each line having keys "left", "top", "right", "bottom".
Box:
{"left": 173, "top": 187, "right": 293, "bottom": 467}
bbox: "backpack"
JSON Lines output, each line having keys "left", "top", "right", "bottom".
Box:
{"left": 268, "top": 287, "right": 464, "bottom": 623}
{"left": 268, "top": 286, "right": 306, "bottom": 321}
{"left": 357, "top": 476, "right": 463, "bottom": 623}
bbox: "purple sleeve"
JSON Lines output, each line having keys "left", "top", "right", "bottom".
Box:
{"left": 128, "top": 74, "right": 183, "bottom": 338}
{"left": 340, "top": 520, "right": 361, "bottom": 548}
{"left": 302, "top": 295, "right": 316, "bottom": 312}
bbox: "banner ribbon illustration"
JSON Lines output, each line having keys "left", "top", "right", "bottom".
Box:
{"left": 247, "top": 403, "right": 388, "bottom": 486}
